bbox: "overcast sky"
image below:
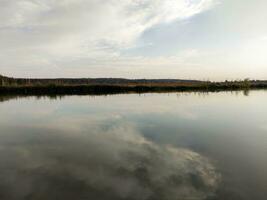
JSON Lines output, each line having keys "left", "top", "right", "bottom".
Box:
{"left": 0, "top": 0, "right": 266, "bottom": 80}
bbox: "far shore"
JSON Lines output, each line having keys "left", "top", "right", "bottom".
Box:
{"left": 1, "top": 75, "right": 267, "bottom": 95}
{"left": 0, "top": 82, "right": 267, "bottom": 96}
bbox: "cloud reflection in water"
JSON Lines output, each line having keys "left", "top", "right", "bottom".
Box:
{"left": 0, "top": 123, "right": 220, "bottom": 200}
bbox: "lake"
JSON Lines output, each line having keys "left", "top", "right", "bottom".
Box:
{"left": 0, "top": 90, "right": 266, "bottom": 200}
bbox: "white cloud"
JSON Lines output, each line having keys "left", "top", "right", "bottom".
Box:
{"left": 0, "top": 0, "right": 216, "bottom": 77}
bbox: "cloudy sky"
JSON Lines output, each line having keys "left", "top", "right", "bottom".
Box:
{"left": 0, "top": 0, "right": 266, "bottom": 80}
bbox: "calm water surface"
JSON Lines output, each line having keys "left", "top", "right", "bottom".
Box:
{"left": 0, "top": 91, "right": 267, "bottom": 200}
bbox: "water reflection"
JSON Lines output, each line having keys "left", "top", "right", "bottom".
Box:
{"left": 0, "top": 89, "right": 260, "bottom": 103}
{"left": 0, "top": 90, "right": 267, "bottom": 200}
{"left": 0, "top": 123, "right": 219, "bottom": 200}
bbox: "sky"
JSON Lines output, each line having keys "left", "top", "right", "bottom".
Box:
{"left": 0, "top": 0, "right": 266, "bottom": 80}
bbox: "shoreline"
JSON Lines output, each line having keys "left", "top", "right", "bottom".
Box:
{"left": 0, "top": 83, "right": 267, "bottom": 96}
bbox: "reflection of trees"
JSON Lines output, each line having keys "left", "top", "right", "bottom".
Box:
{"left": 0, "top": 95, "right": 19, "bottom": 102}
{"left": 243, "top": 89, "right": 250, "bottom": 96}
{"left": 0, "top": 95, "right": 66, "bottom": 103}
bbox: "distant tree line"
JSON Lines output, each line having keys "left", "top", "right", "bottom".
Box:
{"left": 0, "top": 74, "right": 204, "bottom": 86}
{"left": 1, "top": 74, "right": 267, "bottom": 94}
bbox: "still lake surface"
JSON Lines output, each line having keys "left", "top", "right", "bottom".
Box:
{"left": 0, "top": 90, "right": 267, "bottom": 200}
